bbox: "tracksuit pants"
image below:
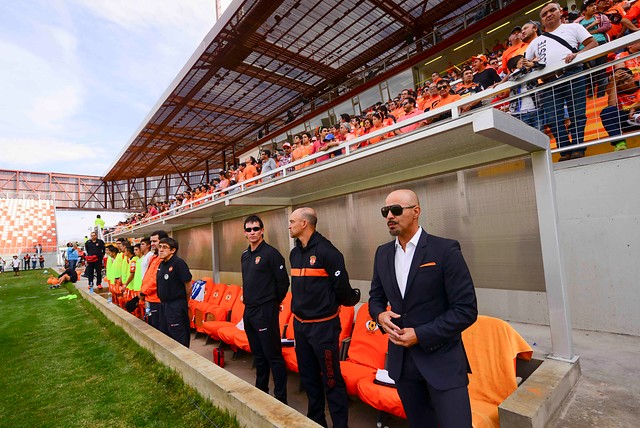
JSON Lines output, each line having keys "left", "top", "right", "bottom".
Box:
{"left": 244, "top": 302, "right": 288, "bottom": 404}
{"left": 159, "top": 299, "right": 190, "bottom": 348}
{"left": 86, "top": 260, "right": 102, "bottom": 285}
{"left": 294, "top": 316, "right": 348, "bottom": 428}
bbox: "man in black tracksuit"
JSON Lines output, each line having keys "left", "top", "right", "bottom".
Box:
{"left": 289, "top": 207, "right": 359, "bottom": 428}
{"left": 84, "top": 231, "right": 105, "bottom": 289}
{"left": 241, "top": 215, "right": 290, "bottom": 404}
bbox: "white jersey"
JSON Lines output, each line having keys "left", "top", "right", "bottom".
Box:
{"left": 525, "top": 23, "right": 592, "bottom": 66}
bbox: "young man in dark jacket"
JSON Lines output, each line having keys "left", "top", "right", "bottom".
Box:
{"left": 241, "top": 214, "right": 290, "bottom": 404}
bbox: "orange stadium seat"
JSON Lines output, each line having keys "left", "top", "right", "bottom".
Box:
{"left": 202, "top": 284, "right": 242, "bottom": 324}
{"left": 356, "top": 315, "right": 533, "bottom": 428}
{"left": 201, "top": 293, "right": 245, "bottom": 341}
{"left": 0, "top": 198, "right": 57, "bottom": 254}
{"left": 339, "top": 303, "right": 389, "bottom": 396}
{"left": 188, "top": 277, "right": 214, "bottom": 327}
{"left": 282, "top": 305, "right": 355, "bottom": 373}
{"left": 192, "top": 283, "right": 227, "bottom": 331}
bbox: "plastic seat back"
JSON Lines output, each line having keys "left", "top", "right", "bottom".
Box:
{"left": 207, "top": 283, "right": 228, "bottom": 306}
{"left": 462, "top": 315, "right": 532, "bottom": 406}
{"left": 346, "top": 303, "right": 388, "bottom": 369}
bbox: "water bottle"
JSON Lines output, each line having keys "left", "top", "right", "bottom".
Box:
{"left": 107, "top": 292, "right": 112, "bottom": 304}
{"left": 89, "top": 285, "right": 94, "bottom": 294}
{"left": 145, "top": 302, "right": 151, "bottom": 318}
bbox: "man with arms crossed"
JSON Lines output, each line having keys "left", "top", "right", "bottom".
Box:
{"left": 241, "top": 215, "right": 289, "bottom": 403}
{"left": 369, "top": 189, "right": 477, "bottom": 428}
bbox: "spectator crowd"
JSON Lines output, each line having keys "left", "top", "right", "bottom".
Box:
{"left": 111, "top": 1, "right": 640, "bottom": 233}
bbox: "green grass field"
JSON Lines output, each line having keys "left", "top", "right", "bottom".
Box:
{"left": 0, "top": 269, "right": 240, "bottom": 428}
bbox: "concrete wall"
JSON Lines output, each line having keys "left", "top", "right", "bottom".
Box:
{"left": 480, "top": 150, "right": 640, "bottom": 335}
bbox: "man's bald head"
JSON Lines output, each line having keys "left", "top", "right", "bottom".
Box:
{"left": 293, "top": 207, "right": 318, "bottom": 227}
{"left": 385, "top": 189, "right": 420, "bottom": 208}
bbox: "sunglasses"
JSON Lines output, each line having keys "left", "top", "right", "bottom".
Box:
{"left": 437, "top": 86, "right": 448, "bottom": 90}
{"left": 244, "top": 226, "right": 261, "bottom": 232}
{"left": 380, "top": 204, "right": 416, "bottom": 217}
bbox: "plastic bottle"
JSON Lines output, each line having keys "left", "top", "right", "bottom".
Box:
{"left": 107, "top": 292, "right": 112, "bottom": 304}
{"left": 145, "top": 301, "right": 151, "bottom": 318}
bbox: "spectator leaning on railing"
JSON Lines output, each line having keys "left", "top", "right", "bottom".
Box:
{"left": 524, "top": 2, "right": 598, "bottom": 161}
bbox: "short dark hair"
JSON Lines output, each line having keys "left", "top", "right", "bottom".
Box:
{"left": 141, "top": 237, "right": 151, "bottom": 246}
{"left": 134, "top": 243, "right": 141, "bottom": 249}
{"left": 507, "top": 55, "right": 524, "bottom": 72}
{"left": 124, "top": 245, "right": 134, "bottom": 255}
{"left": 149, "top": 230, "right": 169, "bottom": 240}
{"left": 159, "top": 237, "right": 179, "bottom": 251}
{"left": 244, "top": 215, "right": 264, "bottom": 229}
{"left": 116, "top": 238, "right": 127, "bottom": 244}
{"left": 405, "top": 96, "right": 416, "bottom": 106}
{"left": 263, "top": 149, "right": 271, "bottom": 157}
{"left": 106, "top": 245, "right": 119, "bottom": 254}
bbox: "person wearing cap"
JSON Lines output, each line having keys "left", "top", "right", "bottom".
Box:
{"left": 500, "top": 26, "right": 529, "bottom": 76}
{"left": 471, "top": 54, "right": 501, "bottom": 90}
{"left": 279, "top": 142, "right": 293, "bottom": 170}
{"left": 315, "top": 133, "right": 334, "bottom": 163}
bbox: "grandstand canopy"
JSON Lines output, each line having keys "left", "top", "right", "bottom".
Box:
{"left": 103, "top": 0, "right": 490, "bottom": 181}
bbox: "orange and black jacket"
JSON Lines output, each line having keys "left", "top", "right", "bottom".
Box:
{"left": 290, "top": 231, "right": 354, "bottom": 321}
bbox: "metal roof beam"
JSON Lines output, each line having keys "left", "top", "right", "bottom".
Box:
{"left": 366, "top": 0, "right": 414, "bottom": 27}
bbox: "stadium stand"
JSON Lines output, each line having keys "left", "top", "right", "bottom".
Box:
{"left": 0, "top": 198, "right": 57, "bottom": 255}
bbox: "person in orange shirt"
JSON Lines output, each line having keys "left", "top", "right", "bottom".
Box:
{"left": 140, "top": 230, "right": 168, "bottom": 330}
{"left": 292, "top": 132, "right": 315, "bottom": 170}
{"left": 367, "top": 112, "right": 394, "bottom": 144}
{"left": 500, "top": 26, "right": 529, "bottom": 76}
{"left": 419, "top": 83, "right": 440, "bottom": 111}
{"left": 429, "top": 80, "right": 462, "bottom": 123}
{"left": 244, "top": 156, "right": 258, "bottom": 186}
{"left": 430, "top": 72, "right": 442, "bottom": 85}
{"left": 615, "top": 40, "right": 640, "bottom": 79}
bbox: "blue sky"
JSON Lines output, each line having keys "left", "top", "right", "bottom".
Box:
{"left": 0, "top": 0, "right": 218, "bottom": 177}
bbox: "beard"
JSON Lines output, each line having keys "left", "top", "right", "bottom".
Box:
{"left": 387, "top": 221, "right": 400, "bottom": 236}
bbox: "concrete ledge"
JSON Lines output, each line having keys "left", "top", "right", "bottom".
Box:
{"left": 75, "top": 285, "right": 319, "bottom": 428}
{"left": 500, "top": 357, "right": 581, "bottom": 428}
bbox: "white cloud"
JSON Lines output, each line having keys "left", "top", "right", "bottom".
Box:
{"left": 75, "top": 0, "right": 214, "bottom": 38}
{"left": 28, "top": 85, "right": 84, "bottom": 130}
{"left": 0, "top": 137, "right": 110, "bottom": 174}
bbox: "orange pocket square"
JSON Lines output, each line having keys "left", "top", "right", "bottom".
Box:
{"left": 420, "top": 262, "right": 436, "bottom": 267}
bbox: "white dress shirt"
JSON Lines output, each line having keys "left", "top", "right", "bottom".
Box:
{"left": 394, "top": 226, "right": 422, "bottom": 298}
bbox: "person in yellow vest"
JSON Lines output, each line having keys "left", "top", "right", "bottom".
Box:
{"left": 118, "top": 244, "right": 133, "bottom": 308}
{"left": 105, "top": 245, "right": 119, "bottom": 296}
{"left": 128, "top": 244, "right": 144, "bottom": 317}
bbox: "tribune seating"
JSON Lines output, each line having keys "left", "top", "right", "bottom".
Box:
{"left": 0, "top": 198, "right": 57, "bottom": 255}
{"left": 201, "top": 293, "right": 245, "bottom": 341}
{"left": 355, "top": 315, "right": 533, "bottom": 428}
{"left": 192, "top": 283, "right": 227, "bottom": 331}
{"left": 202, "top": 284, "right": 242, "bottom": 324}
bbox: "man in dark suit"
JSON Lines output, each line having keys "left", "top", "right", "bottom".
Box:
{"left": 369, "top": 189, "right": 478, "bottom": 428}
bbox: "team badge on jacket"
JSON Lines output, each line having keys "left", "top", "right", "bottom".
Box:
{"left": 255, "top": 256, "right": 261, "bottom": 264}
{"left": 309, "top": 255, "right": 316, "bottom": 266}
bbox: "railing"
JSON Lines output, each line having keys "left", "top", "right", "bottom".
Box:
{"left": 298, "top": 0, "right": 518, "bottom": 109}
{"left": 108, "top": 31, "right": 640, "bottom": 238}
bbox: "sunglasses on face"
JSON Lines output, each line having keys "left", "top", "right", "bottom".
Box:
{"left": 245, "top": 226, "right": 261, "bottom": 232}
{"left": 437, "top": 86, "right": 448, "bottom": 90}
{"left": 380, "top": 204, "right": 416, "bottom": 217}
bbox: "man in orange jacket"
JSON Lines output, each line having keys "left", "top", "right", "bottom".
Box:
{"left": 140, "top": 230, "right": 169, "bottom": 330}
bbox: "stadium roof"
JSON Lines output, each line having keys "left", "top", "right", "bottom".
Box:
{"left": 103, "top": 0, "right": 489, "bottom": 181}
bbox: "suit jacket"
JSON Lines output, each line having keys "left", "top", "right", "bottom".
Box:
{"left": 369, "top": 230, "right": 477, "bottom": 391}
